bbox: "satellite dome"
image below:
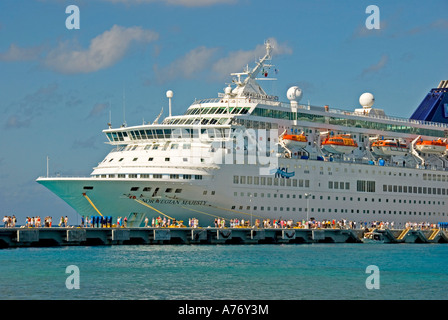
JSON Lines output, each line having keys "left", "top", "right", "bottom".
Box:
{"left": 287, "top": 86, "right": 302, "bottom": 102}
{"left": 359, "top": 92, "right": 374, "bottom": 108}
{"left": 224, "top": 86, "right": 232, "bottom": 95}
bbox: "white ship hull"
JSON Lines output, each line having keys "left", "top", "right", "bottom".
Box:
{"left": 36, "top": 41, "right": 448, "bottom": 227}
{"left": 37, "top": 157, "right": 448, "bottom": 227}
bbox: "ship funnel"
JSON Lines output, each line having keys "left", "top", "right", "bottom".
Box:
{"left": 410, "top": 80, "right": 448, "bottom": 124}
{"left": 438, "top": 80, "right": 448, "bottom": 89}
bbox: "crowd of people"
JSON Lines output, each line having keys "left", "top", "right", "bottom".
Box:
{"left": 2, "top": 216, "right": 16, "bottom": 228}
{"left": 2, "top": 214, "right": 443, "bottom": 231}
{"left": 80, "top": 216, "right": 127, "bottom": 228}
{"left": 212, "top": 218, "right": 442, "bottom": 230}
{"left": 2, "top": 216, "right": 54, "bottom": 228}
{"left": 143, "top": 216, "right": 186, "bottom": 228}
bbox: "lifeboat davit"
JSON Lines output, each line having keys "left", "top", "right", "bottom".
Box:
{"left": 282, "top": 134, "right": 307, "bottom": 149}
{"left": 415, "top": 139, "right": 447, "bottom": 154}
{"left": 371, "top": 140, "right": 408, "bottom": 156}
{"left": 322, "top": 135, "right": 358, "bottom": 154}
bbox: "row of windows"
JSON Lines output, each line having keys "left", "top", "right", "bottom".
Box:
{"left": 356, "top": 180, "right": 376, "bottom": 193}
{"left": 383, "top": 184, "right": 448, "bottom": 195}
{"left": 233, "top": 175, "right": 310, "bottom": 188}
{"left": 251, "top": 107, "right": 446, "bottom": 138}
{"left": 104, "top": 157, "right": 202, "bottom": 163}
{"left": 328, "top": 181, "right": 350, "bottom": 190}
{"left": 423, "top": 173, "right": 448, "bottom": 182}
{"left": 130, "top": 186, "right": 183, "bottom": 194}
{"left": 127, "top": 187, "right": 217, "bottom": 196}
{"left": 234, "top": 191, "right": 445, "bottom": 206}
{"left": 184, "top": 106, "right": 251, "bottom": 116}
{"left": 164, "top": 117, "right": 230, "bottom": 126}
{"left": 106, "top": 127, "right": 233, "bottom": 143}
{"left": 229, "top": 204, "right": 446, "bottom": 217}
{"left": 94, "top": 174, "right": 203, "bottom": 180}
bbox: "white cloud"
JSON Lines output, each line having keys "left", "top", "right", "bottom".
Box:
{"left": 154, "top": 38, "right": 292, "bottom": 83}
{"left": 44, "top": 25, "right": 158, "bottom": 74}
{"left": 4, "top": 83, "right": 61, "bottom": 129}
{"left": 154, "top": 46, "right": 218, "bottom": 83}
{"left": 349, "top": 20, "right": 389, "bottom": 41}
{"left": 0, "top": 43, "right": 43, "bottom": 62}
{"left": 360, "top": 54, "right": 388, "bottom": 77}
{"left": 88, "top": 102, "right": 110, "bottom": 118}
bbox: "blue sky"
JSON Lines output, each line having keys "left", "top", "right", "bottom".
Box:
{"left": 1, "top": 0, "right": 447, "bottom": 224}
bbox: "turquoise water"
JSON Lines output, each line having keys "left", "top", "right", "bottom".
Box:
{"left": 1, "top": 243, "right": 447, "bottom": 300}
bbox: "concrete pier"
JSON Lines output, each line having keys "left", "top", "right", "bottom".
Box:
{"left": 0, "top": 227, "right": 447, "bottom": 248}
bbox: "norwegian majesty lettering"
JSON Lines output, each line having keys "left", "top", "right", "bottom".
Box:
{"left": 141, "top": 198, "right": 207, "bottom": 206}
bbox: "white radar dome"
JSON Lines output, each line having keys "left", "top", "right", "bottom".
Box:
{"left": 224, "top": 86, "right": 232, "bottom": 95}
{"left": 287, "top": 86, "right": 302, "bottom": 102}
{"left": 359, "top": 92, "right": 374, "bottom": 108}
{"left": 166, "top": 90, "right": 174, "bottom": 98}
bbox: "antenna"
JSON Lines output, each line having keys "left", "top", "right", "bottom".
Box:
{"left": 122, "top": 86, "right": 127, "bottom": 127}
{"left": 153, "top": 107, "right": 163, "bottom": 124}
{"left": 108, "top": 100, "right": 112, "bottom": 128}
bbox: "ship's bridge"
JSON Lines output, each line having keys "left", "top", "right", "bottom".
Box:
{"left": 103, "top": 124, "right": 245, "bottom": 145}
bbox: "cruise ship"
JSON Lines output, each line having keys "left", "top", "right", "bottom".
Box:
{"left": 37, "top": 41, "right": 448, "bottom": 228}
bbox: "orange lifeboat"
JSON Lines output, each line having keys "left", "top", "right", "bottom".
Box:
{"left": 282, "top": 133, "right": 307, "bottom": 149}
{"left": 322, "top": 135, "right": 358, "bottom": 154}
{"left": 415, "top": 139, "right": 447, "bottom": 154}
{"left": 371, "top": 139, "right": 408, "bottom": 156}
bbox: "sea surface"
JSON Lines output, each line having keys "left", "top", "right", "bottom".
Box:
{"left": 1, "top": 243, "right": 447, "bottom": 300}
